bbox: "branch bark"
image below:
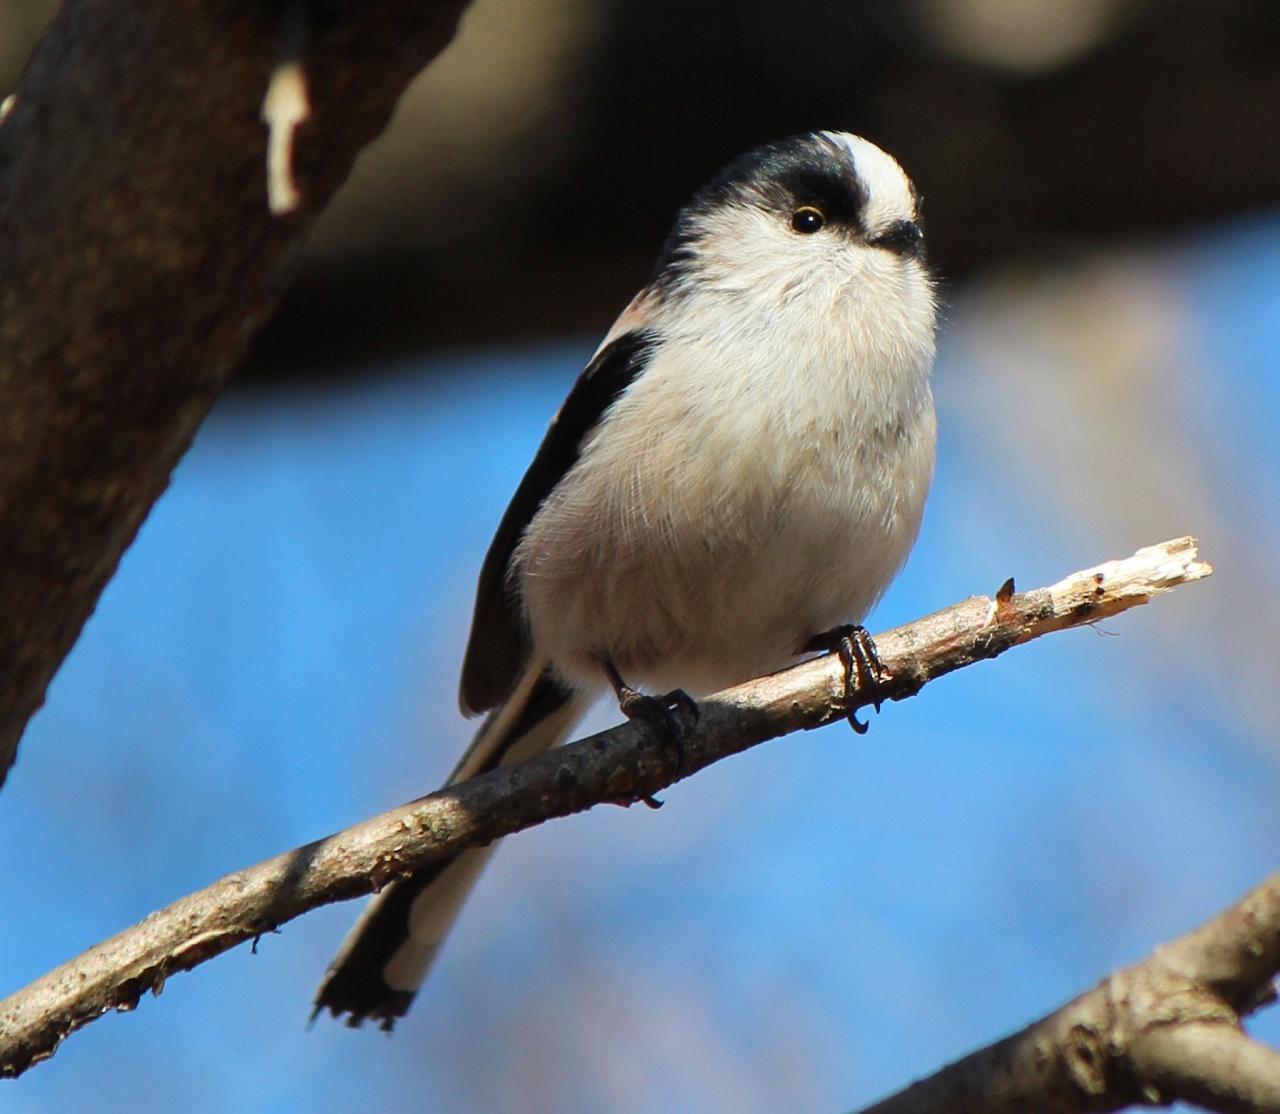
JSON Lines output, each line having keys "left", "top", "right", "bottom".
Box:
{"left": 0, "top": 0, "right": 471, "bottom": 787}
{"left": 0, "top": 538, "right": 1211, "bottom": 1078}
{"left": 855, "top": 871, "right": 1280, "bottom": 1114}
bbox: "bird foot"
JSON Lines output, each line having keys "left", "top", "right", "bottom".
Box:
{"left": 601, "top": 660, "right": 698, "bottom": 780}
{"left": 805, "top": 625, "right": 885, "bottom": 734}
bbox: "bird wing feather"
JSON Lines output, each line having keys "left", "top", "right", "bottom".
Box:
{"left": 459, "top": 321, "right": 659, "bottom": 713}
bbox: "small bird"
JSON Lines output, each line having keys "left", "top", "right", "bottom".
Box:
{"left": 314, "top": 131, "right": 938, "bottom": 1027}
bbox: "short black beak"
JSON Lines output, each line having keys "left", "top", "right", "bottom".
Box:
{"left": 870, "top": 220, "right": 924, "bottom": 258}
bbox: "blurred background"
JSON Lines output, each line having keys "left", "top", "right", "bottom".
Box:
{"left": 3, "top": 0, "right": 1280, "bottom": 1110}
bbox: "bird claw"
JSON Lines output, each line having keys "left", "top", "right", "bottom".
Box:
{"left": 601, "top": 659, "right": 697, "bottom": 778}
{"left": 617, "top": 686, "right": 697, "bottom": 777}
{"left": 806, "top": 624, "right": 886, "bottom": 734}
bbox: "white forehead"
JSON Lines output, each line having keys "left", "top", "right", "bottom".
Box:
{"left": 821, "top": 131, "right": 917, "bottom": 231}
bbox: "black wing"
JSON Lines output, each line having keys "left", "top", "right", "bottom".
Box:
{"left": 459, "top": 329, "right": 659, "bottom": 713}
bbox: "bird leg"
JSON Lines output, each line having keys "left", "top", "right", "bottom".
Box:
{"left": 599, "top": 659, "right": 698, "bottom": 787}
{"left": 804, "top": 625, "right": 885, "bottom": 734}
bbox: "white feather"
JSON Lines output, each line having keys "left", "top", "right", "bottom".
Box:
{"left": 516, "top": 133, "right": 937, "bottom": 695}
{"left": 317, "top": 132, "right": 939, "bottom": 1022}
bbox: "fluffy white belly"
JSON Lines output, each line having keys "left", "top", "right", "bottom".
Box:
{"left": 514, "top": 348, "right": 936, "bottom": 696}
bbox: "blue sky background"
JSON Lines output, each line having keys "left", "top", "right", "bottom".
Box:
{"left": 3, "top": 210, "right": 1279, "bottom": 1113}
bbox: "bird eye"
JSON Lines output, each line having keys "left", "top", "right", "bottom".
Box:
{"left": 790, "top": 206, "right": 825, "bottom": 234}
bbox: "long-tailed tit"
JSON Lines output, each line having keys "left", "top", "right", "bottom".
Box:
{"left": 315, "top": 131, "right": 937, "bottom": 1027}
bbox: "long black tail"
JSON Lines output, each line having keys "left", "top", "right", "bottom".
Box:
{"left": 312, "top": 661, "right": 587, "bottom": 1028}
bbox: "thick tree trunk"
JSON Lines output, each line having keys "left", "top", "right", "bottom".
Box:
{"left": 0, "top": 0, "right": 470, "bottom": 786}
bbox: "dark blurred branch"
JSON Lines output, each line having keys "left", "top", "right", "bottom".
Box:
{"left": 856, "top": 873, "right": 1280, "bottom": 1114}
{"left": 0, "top": 0, "right": 471, "bottom": 787}
{"left": 0, "top": 539, "right": 1210, "bottom": 1077}
{"left": 247, "top": 0, "right": 1280, "bottom": 378}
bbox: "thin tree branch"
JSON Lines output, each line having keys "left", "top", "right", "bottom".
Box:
{"left": 1138, "top": 1023, "right": 1280, "bottom": 1113}
{"left": 0, "top": 0, "right": 471, "bottom": 787}
{"left": 855, "top": 872, "right": 1280, "bottom": 1114}
{"left": 0, "top": 537, "right": 1211, "bottom": 1078}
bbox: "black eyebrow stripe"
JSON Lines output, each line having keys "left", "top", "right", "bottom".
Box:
{"left": 764, "top": 163, "right": 867, "bottom": 225}
{"left": 652, "top": 132, "right": 870, "bottom": 287}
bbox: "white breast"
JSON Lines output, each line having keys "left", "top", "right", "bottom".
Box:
{"left": 515, "top": 219, "right": 937, "bottom": 696}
